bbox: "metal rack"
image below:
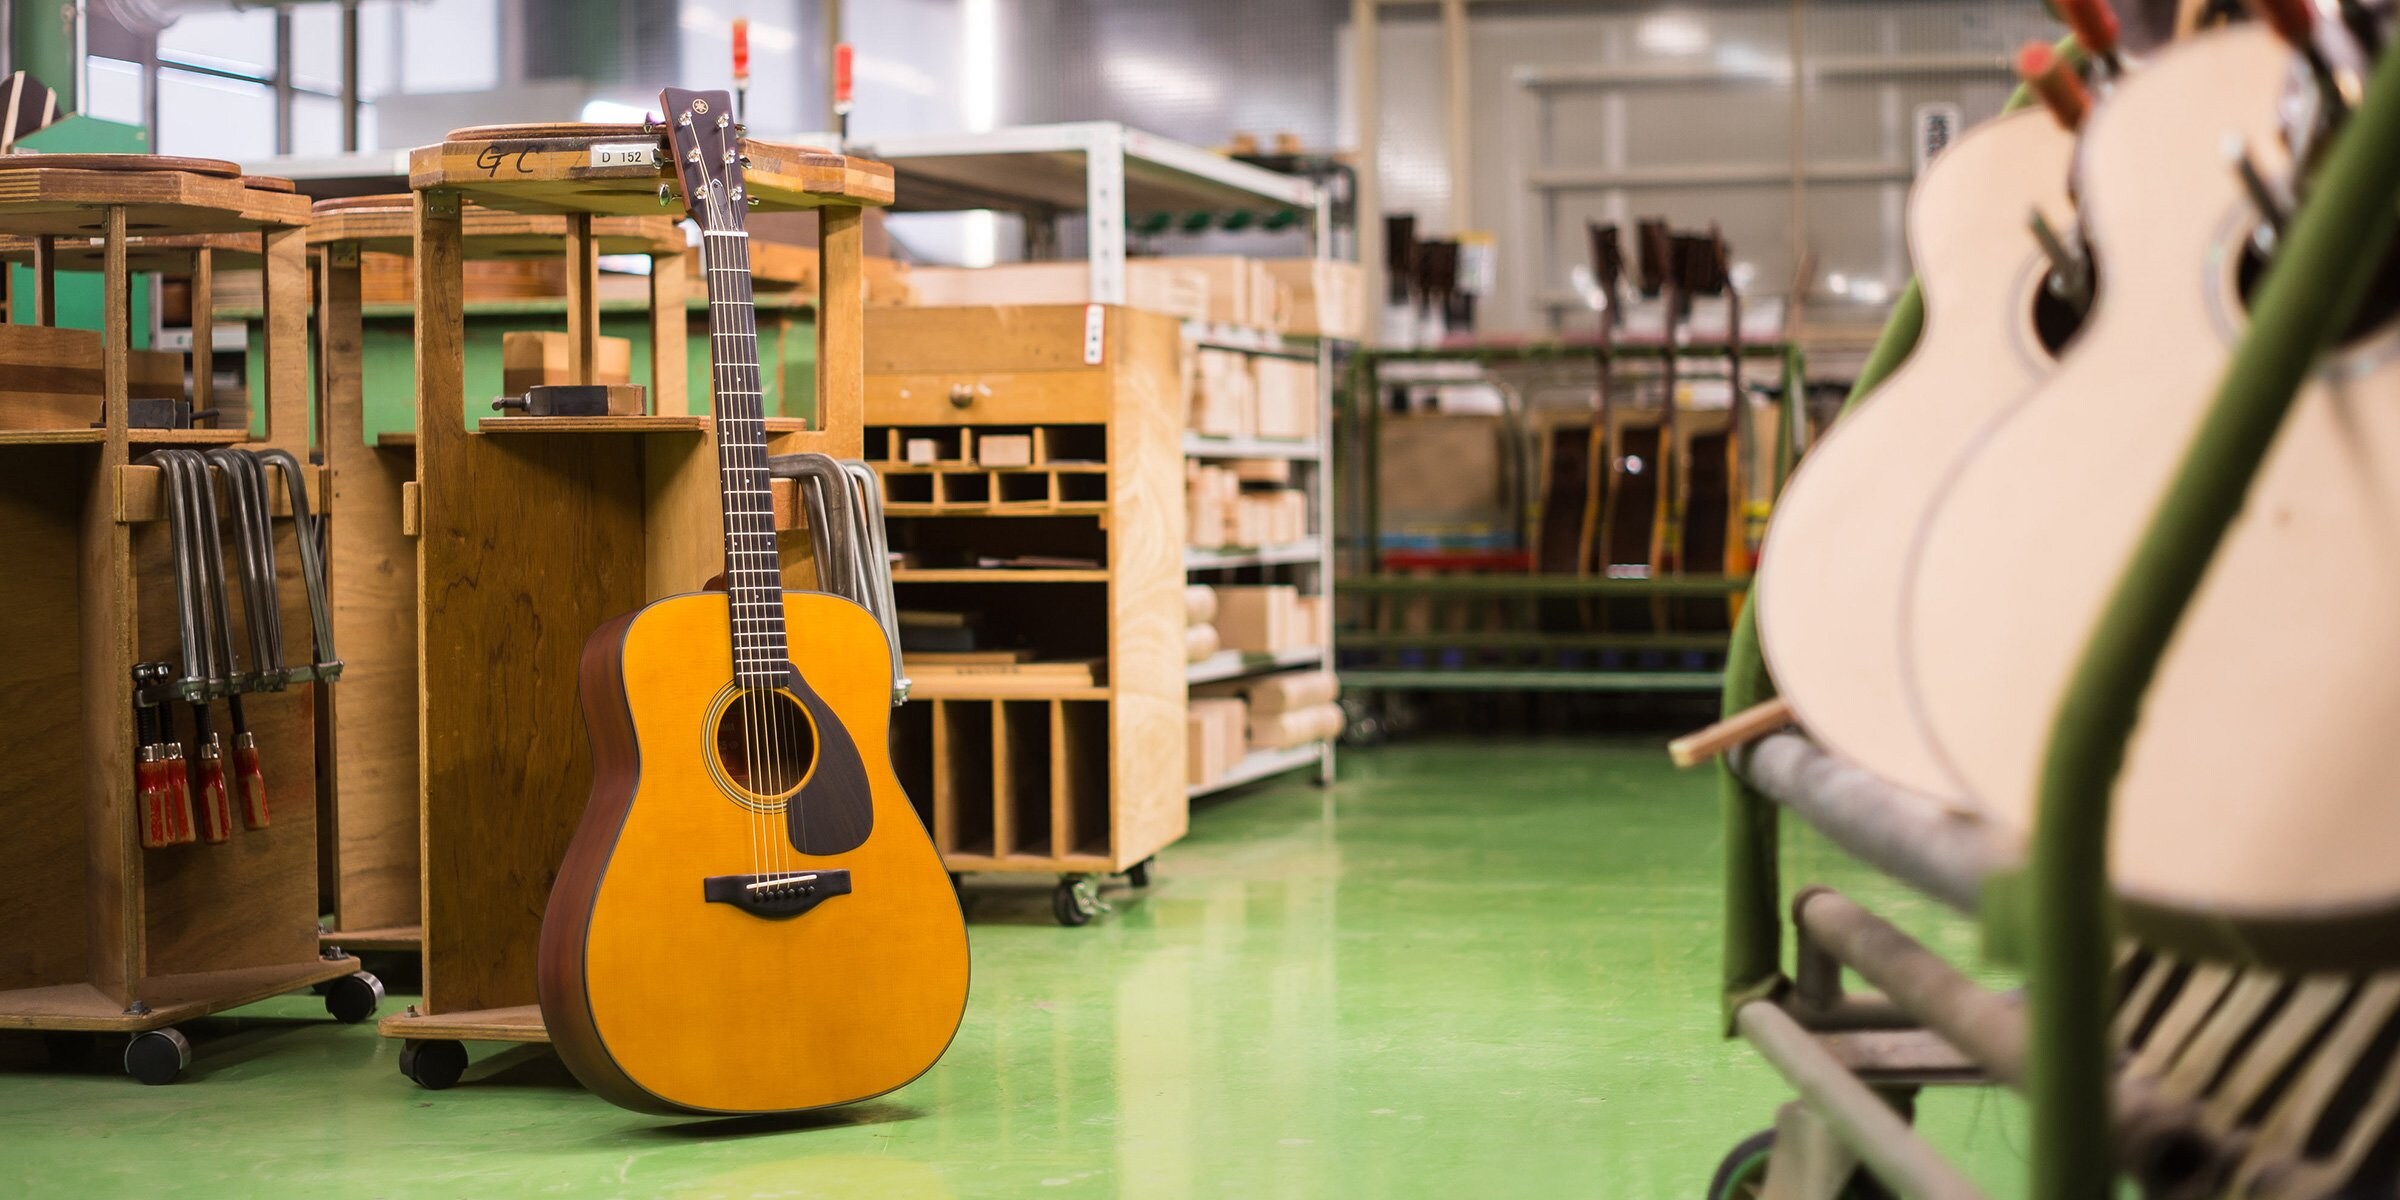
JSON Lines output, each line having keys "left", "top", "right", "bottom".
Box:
{"left": 1339, "top": 337, "right": 1801, "bottom": 696}
{"left": 847, "top": 121, "right": 1342, "bottom": 797}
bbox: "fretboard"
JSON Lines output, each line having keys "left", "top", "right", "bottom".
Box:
{"left": 700, "top": 228, "right": 788, "bottom": 686}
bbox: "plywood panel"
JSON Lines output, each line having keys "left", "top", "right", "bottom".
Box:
{"left": 1105, "top": 309, "right": 1189, "bottom": 866}
{"left": 322, "top": 253, "right": 421, "bottom": 932}
{"left": 0, "top": 446, "right": 97, "bottom": 991}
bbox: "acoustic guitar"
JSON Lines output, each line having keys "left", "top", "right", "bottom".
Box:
{"left": 538, "top": 88, "right": 969, "bottom": 1114}
{"left": 1755, "top": 107, "right": 2080, "bottom": 804}
{"left": 1902, "top": 23, "right": 2400, "bottom": 963}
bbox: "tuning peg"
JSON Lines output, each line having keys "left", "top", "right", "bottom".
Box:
{"left": 2053, "top": 0, "right": 2122, "bottom": 76}
{"left": 659, "top": 183, "right": 675, "bottom": 206}
{"left": 2017, "top": 41, "right": 2091, "bottom": 131}
{"left": 2245, "top": 0, "right": 2356, "bottom": 115}
{"left": 738, "top": 154, "right": 752, "bottom": 168}
{"left": 2028, "top": 209, "right": 2092, "bottom": 310}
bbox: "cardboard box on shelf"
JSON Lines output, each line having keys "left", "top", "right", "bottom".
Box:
{"left": 502, "top": 330, "right": 632, "bottom": 396}
{"left": 1215, "top": 585, "right": 1303, "bottom": 654}
{"left": 901, "top": 261, "right": 1211, "bottom": 321}
{"left": 1187, "top": 697, "right": 1250, "bottom": 787}
{"left": 1252, "top": 357, "right": 1317, "bottom": 441}
{"left": 1263, "top": 259, "right": 1369, "bottom": 340}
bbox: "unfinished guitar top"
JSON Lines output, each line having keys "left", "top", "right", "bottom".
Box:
{"left": 1754, "top": 108, "right": 2074, "bottom": 805}
{"left": 1906, "top": 27, "right": 2400, "bottom": 965}
{"left": 409, "top": 121, "right": 893, "bottom": 215}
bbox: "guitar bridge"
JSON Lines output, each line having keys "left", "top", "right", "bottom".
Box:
{"left": 702, "top": 870, "right": 852, "bottom": 918}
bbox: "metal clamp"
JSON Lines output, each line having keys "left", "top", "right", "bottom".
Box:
{"left": 766, "top": 453, "right": 908, "bottom": 705}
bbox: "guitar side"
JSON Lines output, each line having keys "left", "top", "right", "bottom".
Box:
{"left": 540, "top": 590, "right": 969, "bottom": 1115}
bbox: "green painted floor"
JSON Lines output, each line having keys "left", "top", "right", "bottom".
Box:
{"left": 0, "top": 741, "right": 2033, "bottom": 1198}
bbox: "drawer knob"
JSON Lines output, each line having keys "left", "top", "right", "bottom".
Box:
{"left": 948, "top": 384, "right": 974, "bottom": 409}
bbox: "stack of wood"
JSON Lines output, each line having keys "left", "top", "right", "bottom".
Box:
{"left": 1213, "top": 585, "right": 1328, "bottom": 656}
{"left": 1187, "top": 695, "right": 1248, "bottom": 788}
{"left": 1189, "top": 350, "right": 1318, "bottom": 441}
{"left": 1187, "top": 461, "right": 1308, "bottom": 549}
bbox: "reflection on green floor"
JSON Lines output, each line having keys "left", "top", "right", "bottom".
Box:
{"left": 0, "top": 741, "right": 2030, "bottom": 1198}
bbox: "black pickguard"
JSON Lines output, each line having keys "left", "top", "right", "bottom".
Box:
{"left": 777, "top": 664, "right": 873, "bottom": 856}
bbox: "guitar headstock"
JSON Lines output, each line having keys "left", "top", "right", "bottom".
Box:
{"left": 658, "top": 87, "right": 746, "bottom": 232}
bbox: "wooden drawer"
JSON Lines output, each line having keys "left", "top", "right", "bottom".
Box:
{"left": 867, "top": 371, "right": 1114, "bottom": 426}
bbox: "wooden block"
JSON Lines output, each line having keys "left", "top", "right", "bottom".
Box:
{"left": 400, "top": 480, "right": 420, "bottom": 537}
{"left": 1184, "top": 584, "right": 1217, "bottom": 626}
{"left": 1247, "top": 702, "right": 1345, "bottom": 751}
{"left": 1190, "top": 349, "right": 1255, "bottom": 438}
{"left": 1187, "top": 698, "right": 1248, "bottom": 787}
{"left": 0, "top": 325, "right": 181, "bottom": 429}
{"left": 500, "top": 329, "right": 630, "bottom": 396}
{"left": 1149, "top": 256, "right": 1276, "bottom": 327}
{"left": 1230, "top": 458, "right": 1291, "bottom": 486}
{"left": 905, "top": 438, "right": 940, "bottom": 464}
{"left": 977, "top": 434, "right": 1033, "bottom": 468}
{"left": 1239, "top": 670, "right": 1341, "bottom": 717}
{"left": 1252, "top": 357, "right": 1318, "bottom": 441}
{"left": 1215, "top": 585, "right": 1300, "bottom": 655}
{"left": 903, "top": 262, "right": 1210, "bottom": 321}
{"left": 1262, "top": 259, "right": 1369, "bottom": 339}
{"left": 1185, "top": 623, "right": 1220, "bottom": 663}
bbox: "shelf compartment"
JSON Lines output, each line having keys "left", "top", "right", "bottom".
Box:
{"left": 1059, "top": 700, "right": 1111, "bottom": 860}
{"left": 998, "top": 702, "right": 1055, "bottom": 859}
{"left": 934, "top": 699, "right": 997, "bottom": 860}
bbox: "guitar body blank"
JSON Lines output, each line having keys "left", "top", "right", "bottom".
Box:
{"left": 1907, "top": 28, "right": 2400, "bottom": 964}
{"left": 1755, "top": 108, "right": 2074, "bottom": 803}
{"left": 540, "top": 590, "right": 969, "bottom": 1115}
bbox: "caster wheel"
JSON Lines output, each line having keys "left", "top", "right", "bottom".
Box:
{"left": 1705, "top": 1129, "right": 1888, "bottom": 1200}
{"left": 1053, "top": 879, "right": 1096, "bottom": 927}
{"left": 124, "top": 1028, "right": 191, "bottom": 1086}
{"left": 399, "top": 1039, "right": 468, "bottom": 1090}
{"left": 1125, "top": 858, "right": 1153, "bottom": 889}
{"left": 324, "top": 971, "right": 384, "bottom": 1024}
{"left": 41, "top": 1032, "right": 95, "bottom": 1071}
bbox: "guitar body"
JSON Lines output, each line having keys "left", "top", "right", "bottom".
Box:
{"left": 540, "top": 590, "right": 969, "bottom": 1114}
{"left": 1907, "top": 28, "right": 2400, "bottom": 962}
{"left": 1755, "top": 108, "right": 2076, "bottom": 802}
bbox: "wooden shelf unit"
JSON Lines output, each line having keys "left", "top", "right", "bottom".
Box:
{"left": 311, "top": 198, "right": 688, "bottom": 958}
{"left": 0, "top": 162, "right": 364, "bottom": 1061}
{"left": 353, "top": 129, "right": 886, "bottom": 1065}
{"left": 867, "top": 304, "right": 1189, "bottom": 889}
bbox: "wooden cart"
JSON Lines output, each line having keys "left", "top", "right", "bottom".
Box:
{"left": 371, "top": 123, "right": 885, "bottom": 1090}
{"left": 864, "top": 304, "right": 1189, "bottom": 926}
{"left": 309, "top": 196, "right": 687, "bottom": 958}
{"left": 0, "top": 157, "right": 376, "bottom": 1085}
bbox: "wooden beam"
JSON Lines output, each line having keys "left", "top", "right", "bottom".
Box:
{"left": 563, "top": 212, "right": 598, "bottom": 386}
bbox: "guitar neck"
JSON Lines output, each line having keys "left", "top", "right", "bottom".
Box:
{"left": 699, "top": 228, "right": 788, "bottom": 685}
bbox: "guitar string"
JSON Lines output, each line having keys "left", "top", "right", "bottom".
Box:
{"left": 705, "top": 143, "right": 796, "bottom": 883}
{"left": 700, "top": 163, "right": 767, "bottom": 888}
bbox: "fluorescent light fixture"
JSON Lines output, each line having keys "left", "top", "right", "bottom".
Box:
{"left": 1636, "top": 12, "right": 1710, "bottom": 57}
{"left": 581, "top": 98, "right": 651, "bottom": 124}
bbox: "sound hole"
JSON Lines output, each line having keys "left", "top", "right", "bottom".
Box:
{"left": 713, "top": 688, "right": 818, "bottom": 799}
{"left": 2031, "top": 265, "right": 2089, "bottom": 357}
{"left": 2237, "top": 227, "right": 2400, "bottom": 350}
